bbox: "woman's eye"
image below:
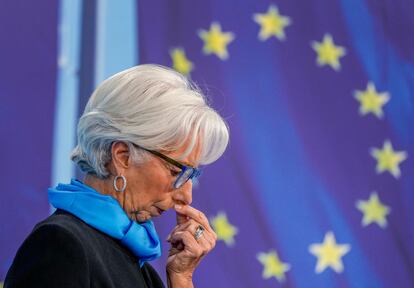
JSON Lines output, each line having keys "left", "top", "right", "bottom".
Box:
{"left": 170, "top": 169, "right": 180, "bottom": 177}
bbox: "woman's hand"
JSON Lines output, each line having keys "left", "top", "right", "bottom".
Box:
{"left": 166, "top": 204, "right": 217, "bottom": 287}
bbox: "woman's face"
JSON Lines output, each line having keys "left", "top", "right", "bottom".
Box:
{"left": 120, "top": 142, "right": 201, "bottom": 222}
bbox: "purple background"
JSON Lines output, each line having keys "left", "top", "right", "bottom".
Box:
{"left": 1, "top": 0, "right": 414, "bottom": 287}
{"left": 0, "top": 0, "right": 57, "bottom": 280}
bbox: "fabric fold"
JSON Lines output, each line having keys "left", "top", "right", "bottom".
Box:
{"left": 48, "top": 179, "right": 161, "bottom": 267}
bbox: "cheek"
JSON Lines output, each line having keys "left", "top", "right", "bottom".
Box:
{"left": 157, "top": 181, "right": 174, "bottom": 201}
{"left": 130, "top": 165, "right": 174, "bottom": 203}
{"left": 154, "top": 170, "right": 174, "bottom": 194}
{"left": 146, "top": 175, "right": 173, "bottom": 202}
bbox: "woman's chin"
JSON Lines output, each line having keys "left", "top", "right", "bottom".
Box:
{"left": 131, "top": 211, "right": 152, "bottom": 223}
{"left": 129, "top": 206, "right": 166, "bottom": 223}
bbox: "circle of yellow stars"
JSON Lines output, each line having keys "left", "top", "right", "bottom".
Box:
{"left": 165, "top": 2, "right": 409, "bottom": 284}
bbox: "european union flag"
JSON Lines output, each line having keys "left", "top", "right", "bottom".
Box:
{"left": 140, "top": 1, "right": 414, "bottom": 287}
{"left": 1, "top": 1, "right": 413, "bottom": 287}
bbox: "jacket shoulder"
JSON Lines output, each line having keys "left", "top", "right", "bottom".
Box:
{"left": 34, "top": 209, "right": 92, "bottom": 236}
{"left": 5, "top": 210, "right": 165, "bottom": 288}
{"left": 5, "top": 211, "right": 90, "bottom": 287}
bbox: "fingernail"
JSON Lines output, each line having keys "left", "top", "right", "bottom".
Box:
{"left": 174, "top": 204, "right": 182, "bottom": 210}
{"left": 166, "top": 234, "right": 171, "bottom": 242}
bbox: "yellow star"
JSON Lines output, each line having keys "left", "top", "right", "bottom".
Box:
{"left": 257, "top": 250, "right": 290, "bottom": 282}
{"left": 170, "top": 48, "right": 194, "bottom": 76}
{"left": 311, "top": 34, "right": 346, "bottom": 71}
{"left": 210, "top": 212, "right": 238, "bottom": 246}
{"left": 356, "top": 192, "right": 390, "bottom": 228}
{"left": 253, "top": 5, "right": 291, "bottom": 41}
{"left": 371, "top": 140, "right": 407, "bottom": 178}
{"left": 354, "top": 82, "right": 390, "bottom": 118}
{"left": 198, "top": 22, "right": 235, "bottom": 60}
{"left": 309, "top": 231, "right": 351, "bottom": 273}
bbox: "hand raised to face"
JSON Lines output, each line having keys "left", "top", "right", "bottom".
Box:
{"left": 166, "top": 205, "right": 217, "bottom": 279}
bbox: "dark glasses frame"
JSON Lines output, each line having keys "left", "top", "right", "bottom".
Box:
{"left": 132, "top": 143, "right": 201, "bottom": 189}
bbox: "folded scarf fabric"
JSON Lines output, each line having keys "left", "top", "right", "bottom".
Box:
{"left": 48, "top": 179, "right": 161, "bottom": 267}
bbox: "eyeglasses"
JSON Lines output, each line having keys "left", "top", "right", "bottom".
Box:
{"left": 134, "top": 145, "right": 201, "bottom": 189}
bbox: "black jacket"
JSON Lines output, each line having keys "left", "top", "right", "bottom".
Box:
{"left": 5, "top": 209, "right": 165, "bottom": 288}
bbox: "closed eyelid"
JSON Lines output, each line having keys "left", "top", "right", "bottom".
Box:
{"left": 162, "top": 162, "right": 175, "bottom": 170}
{"left": 163, "top": 161, "right": 182, "bottom": 172}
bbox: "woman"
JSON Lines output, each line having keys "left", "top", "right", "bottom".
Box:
{"left": 5, "top": 64, "right": 229, "bottom": 287}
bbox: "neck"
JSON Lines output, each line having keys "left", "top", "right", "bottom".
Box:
{"left": 83, "top": 174, "right": 126, "bottom": 209}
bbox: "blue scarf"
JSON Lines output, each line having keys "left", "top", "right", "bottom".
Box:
{"left": 48, "top": 179, "right": 161, "bottom": 267}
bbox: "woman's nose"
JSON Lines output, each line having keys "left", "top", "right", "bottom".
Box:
{"left": 173, "top": 180, "right": 193, "bottom": 205}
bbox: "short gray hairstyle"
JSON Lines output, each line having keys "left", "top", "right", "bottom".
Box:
{"left": 71, "top": 64, "right": 229, "bottom": 178}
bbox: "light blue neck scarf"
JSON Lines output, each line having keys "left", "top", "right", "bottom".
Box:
{"left": 48, "top": 179, "right": 161, "bottom": 267}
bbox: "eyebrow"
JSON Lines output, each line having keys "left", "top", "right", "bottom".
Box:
{"left": 182, "top": 161, "right": 197, "bottom": 168}
{"left": 160, "top": 151, "right": 196, "bottom": 168}
{"left": 171, "top": 158, "right": 195, "bottom": 168}
{"left": 132, "top": 143, "right": 198, "bottom": 168}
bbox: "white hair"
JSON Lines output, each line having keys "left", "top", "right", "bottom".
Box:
{"left": 71, "top": 64, "right": 229, "bottom": 178}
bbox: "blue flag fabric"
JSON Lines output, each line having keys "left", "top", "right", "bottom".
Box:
{"left": 1, "top": 1, "right": 414, "bottom": 287}
{"left": 0, "top": 0, "right": 57, "bottom": 281}
{"left": 138, "top": 1, "right": 414, "bottom": 287}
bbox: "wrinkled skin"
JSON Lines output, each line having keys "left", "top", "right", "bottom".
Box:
{"left": 84, "top": 141, "right": 217, "bottom": 288}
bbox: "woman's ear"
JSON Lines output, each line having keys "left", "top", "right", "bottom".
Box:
{"left": 111, "top": 142, "right": 131, "bottom": 173}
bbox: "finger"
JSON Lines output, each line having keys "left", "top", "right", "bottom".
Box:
{"left": 167, "top": 221, "right": 193, "bottom": 241}
{"left": 194, "top": 231, "right": 216, "bottom": 251}
{"left": 167, "top": 219, "right": 207, "bottom": 242}
{"left": 169, "top": 231, "right": 204, "bottom": 257}
{"left": 171, "top": 225, "right": 216, "bottom": 253}
{"left": 174, "top": 205, "right": 213, "bottom": 233}
{"left": 189, "top": 230, "right": 216, "bottom": 257}
{"left": 193, "top": 226, "right": 216, "bottom": 250}
{"left": 175, "top": 205, "right": 190, "bottom": 225}
{"left": 176, "top": 213, "right": 190, "bottom": 225}
{"left": 172, "top": 219, "right": 212, "bottom": 241}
